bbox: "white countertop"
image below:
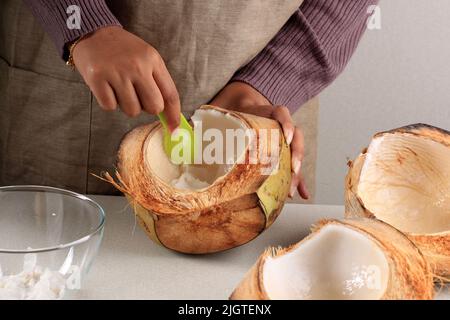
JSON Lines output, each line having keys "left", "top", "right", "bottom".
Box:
{"left": 73, "top": 195, "right": 449, "bottom": 300}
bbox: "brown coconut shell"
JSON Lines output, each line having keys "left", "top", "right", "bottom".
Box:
{"left": 345, "top": 124, "right": 450, "bottom": 278}
{"left": 230, "top": 218, "right": 435, "bottom": 300}
{"left": 102, "top": 105, "right": 291, "bottom": 254}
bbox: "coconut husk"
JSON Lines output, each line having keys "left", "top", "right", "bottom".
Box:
{"left": 101, "top": 105, "right": 291, "bottom": 254}
{"left": 231, "top": 218, "right": 434, "bottom": 300}
{"left": 345, "top": 124, "right": 450, "bottom": 277}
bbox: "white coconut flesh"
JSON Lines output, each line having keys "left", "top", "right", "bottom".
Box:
{"left": 357, "top": 133, "right": 450, "bottom": 234}
{"left": 262, "top": 224, "right": 389, "bottom": 300}
{"left": 144, "top": 109, "right": 250, "bottom": 190}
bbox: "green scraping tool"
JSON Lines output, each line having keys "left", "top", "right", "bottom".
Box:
{"left": 158, "top": 112, "right": 195, "bottom": 164}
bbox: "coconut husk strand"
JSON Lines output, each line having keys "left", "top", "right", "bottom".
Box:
{"left": 102, "top": 105, "right": 291, "bottom": 254}
{"left": 345, "top": 124, "right": 450, "bottom": 277}
{"left": 230, "top": 218, "right": 434, "bottom": 300}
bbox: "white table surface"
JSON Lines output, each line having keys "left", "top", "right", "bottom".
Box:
{"left": 73, "top": 195, "right": 449, "bottom": 300}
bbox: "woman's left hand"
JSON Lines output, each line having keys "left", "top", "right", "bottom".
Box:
{"left": 211, "top": 82, "right": 310, "bottom": 200}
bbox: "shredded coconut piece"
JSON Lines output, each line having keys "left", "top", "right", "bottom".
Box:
{"left": 171, "top": 170, "right": 210, "bottom": 190}
{"left": 0, "top": 253, "right": 68, "bottom": 300}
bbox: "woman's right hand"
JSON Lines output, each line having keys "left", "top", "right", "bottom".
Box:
{"left": 73, "top": 26, "right": 180, "bottom": 131}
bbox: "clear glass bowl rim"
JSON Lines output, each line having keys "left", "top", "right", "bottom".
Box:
{"left": 0, "top": 185, "right": 105, "bottom": 254}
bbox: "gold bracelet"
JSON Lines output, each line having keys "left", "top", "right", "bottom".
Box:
{"left": 66, "top": 33, "right": 91, "bottom": 69}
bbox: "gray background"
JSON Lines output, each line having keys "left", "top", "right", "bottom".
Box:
{"left": 315, "top": 0, "right": 450, "bottom": 204}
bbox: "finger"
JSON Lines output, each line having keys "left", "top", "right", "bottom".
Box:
{"left": 153, "top": 64, "right": 180, "bottom": 132}
{"left": 289, "top": 171, "right": 300, "bottom": 198}
{"left": 289, "top": 171, "right": 310, "bottom": 200}
{"left": 291, "top": 127, "right": 305, "bottom": 161}
{"left": 290, "top": 127, "right": 305, "bottom": 177}
{"left": 272, "top": 105, "right": 295, "bottom": 145}
{"left": 297, "top": 176, "right": 310, "bottom": 200}
{"left": 90, "top": 81, "right": 117, "bottom": 111}
{"left": 111, "top": 79, "right": 141, "bottom": 118}
{"left": 133, "top": 76, "right": 164, "bottom": 115}
{"left": 289, "top": 127, "right": 308, "bottom": 199}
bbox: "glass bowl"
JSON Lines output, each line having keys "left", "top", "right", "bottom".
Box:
{"left": 0, "top": 185, "right": 104, "bottom": 299}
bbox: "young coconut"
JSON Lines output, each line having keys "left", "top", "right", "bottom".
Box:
{"left": 230, "top": 218, "right": 434, "bottom": 300}
{"left": 345, "top": 124, "right": 450, "bottom": 277}
{"left": 103, "top": 105, "right": 291, "bottom": 254}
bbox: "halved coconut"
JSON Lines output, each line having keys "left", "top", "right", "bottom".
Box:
{"left": 103, "top": 105, "right": 291, "bottom": 254}
{"left": 231, "top": 218, "right": 434, "bottom": 300}
{"left": 346, "top": 124, "right": 450, "bottom": 277}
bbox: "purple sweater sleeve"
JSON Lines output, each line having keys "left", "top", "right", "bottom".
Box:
{"left": 232, "top": 0, "right": 379, "bottom": 112}
{"left": 23, "top": 0, "right": 121, "bottom": 59}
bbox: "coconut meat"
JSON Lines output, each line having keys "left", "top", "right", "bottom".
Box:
{"left": 262, "top": 224, "right": 389, "bottom": 300}
{"left": 0, "top": 253, "right": 67, "bottom": 300}
{"left": 145, "top": 109, "right": 249, "bottom": 190}
{"left": 171, "top": 170, "right": 210, "bottom": 190}
{"left": 357, "top": 133, "right": 450, "bottom": 234}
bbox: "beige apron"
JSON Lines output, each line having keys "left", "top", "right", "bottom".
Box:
{"left": 0, "top": 0, "right": 317, "bottom": 198}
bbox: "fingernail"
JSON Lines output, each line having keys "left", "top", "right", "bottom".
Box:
{"left": 292, "top": 159, "right": 301, "bottom": 175}
{"left": 285, "top": 129, "right": 294, "bottom": 145}
{"left": 289, "top": 183, "right": 296, "bottom": 198}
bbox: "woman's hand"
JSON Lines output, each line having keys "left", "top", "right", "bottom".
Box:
{"left": 211, "top": 82, "right": 309, "bottom": 200}
{"left": 73, "top": 26, "right": 180, "bottom": 131}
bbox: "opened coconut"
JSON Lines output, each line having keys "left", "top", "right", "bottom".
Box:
{"left": 345, "top": 124, "right": 450, "bottom": 277}
{"left": 231, "top": 218, "right": 434, "bottom": 300}
{"left": 103, "top": 105, "right": 291, "bottom": 254}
